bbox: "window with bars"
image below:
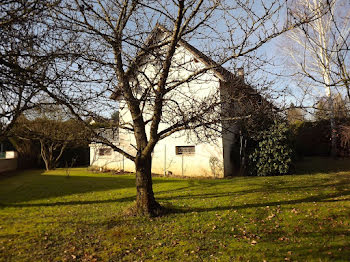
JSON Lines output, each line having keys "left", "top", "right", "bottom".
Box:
{"left": 98, "top": 148, "right": 112, "bottom": 156}
{"left": 175, "top": 146, "right": 195, "bottom": 155}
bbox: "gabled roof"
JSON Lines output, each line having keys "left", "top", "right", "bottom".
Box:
{"left": 111, "top": 24, "right": 269, "bottom": 102}
{"left": 154, "top": 24, "right": 235, "bottom": 82}
{"left": 154, "top": 25, "right": 278, "bottom": 109}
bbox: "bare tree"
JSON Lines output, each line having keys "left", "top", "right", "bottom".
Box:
{"left": 11, "top": 107, "right": 91, "bottom": 170}
{"left": 282, "top": 0, "right": 350, "bottom": 156}
{"left": 0, "top": 0, "right": 96, "bottom": 141}
{"left": 0, "top": 1, "right": 56, "bottom": 136}
{"left": 44, "top": 0, "right": 323, "bottom": 216}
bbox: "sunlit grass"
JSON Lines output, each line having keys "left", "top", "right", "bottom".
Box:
{"left": 0, "top": 159, "right": 349, "bottom": 261}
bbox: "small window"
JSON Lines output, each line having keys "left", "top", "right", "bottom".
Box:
{"left": 176, "top": 146, "right": 195, "bottom": 155}
{"left": 98, "top": 148, "right": 112, "bottom": 156}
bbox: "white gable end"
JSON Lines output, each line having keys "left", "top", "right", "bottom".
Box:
{"left": 90, "top": 30, "right": 243, "bottom": 177}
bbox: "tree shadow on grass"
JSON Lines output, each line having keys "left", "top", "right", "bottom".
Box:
{"left": 2, "top": 167, "right": 350, "bottom": 216}
{"left": 8, "top": 189, "right": 348, "bottom": 209}
{"left": 156, "top": 173, "right": 350, "bottom": 203}
{"left": 2, "top": 170, "right": 349, "bottom": 211}
{"left": 295, "top": 157, "right": 350, "bottom": 174}
{"left": 0, "top": 196, "right": 137, "bottom": 208}
{"left": 251, "top": 229, "right": 350, "bottom": 261}
{"left": 172, "top": 190, "right": 350, "bottom": 214}
{"left": 0, "top": 170, "right": 185, "bottom": 205}
{"left": 290, "top": 244, "right": 350, "bottom": 261}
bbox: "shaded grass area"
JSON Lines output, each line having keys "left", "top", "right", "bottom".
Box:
{"left": 0, "top": 161, "right": 349, "bottom": 261}
{"left": 295, "top": 156, "right": 350, "bottom": 174}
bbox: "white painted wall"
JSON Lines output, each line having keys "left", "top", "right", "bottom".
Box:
{"left": 90, "top": 135, "right": 224, "bottom": 178}
{"left": 90, "top": 36, "right": 228, "bottom": 178}
{"left": 5, "top": 151, "right": 18, "bottom": 159}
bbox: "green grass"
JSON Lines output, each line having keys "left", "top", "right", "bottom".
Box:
{"left": 0, "top": 158, "right": 349, "bottom": 261}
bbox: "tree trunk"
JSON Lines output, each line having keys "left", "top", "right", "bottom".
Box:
{"left": 327, "top": 95, "right": 337, "bottom": 158}
{"left": 40, "top": 141, "right": 56, "bottom": 170}
{"left": 40, "top": 140, "right": 50, "bottom": 171}
{"left": 135, "top": 154, "right": 162, "bottom": 216}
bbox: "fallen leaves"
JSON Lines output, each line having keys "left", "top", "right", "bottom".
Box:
{"left": 291, "top": 208, "right": 298, "bottom": 214}
{"left": 278, "top": 236, "right": 290, "bottom": 242}
{"left": 267, "top": 213, "right": 276, "bottom": 220}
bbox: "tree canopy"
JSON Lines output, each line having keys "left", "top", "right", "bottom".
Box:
{"left": 1, "top": 0, "right": 327, "bottom": 216}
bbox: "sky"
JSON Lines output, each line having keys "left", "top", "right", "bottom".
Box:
{"left": 54, "top": 0, "right": 349, "bottom": 120}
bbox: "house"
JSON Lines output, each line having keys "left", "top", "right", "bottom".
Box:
{"left": 89, "top": 25, "right": 269, "bottom": 177}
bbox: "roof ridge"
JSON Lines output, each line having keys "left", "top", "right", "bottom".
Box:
{"left": 155, "top": 24, "right": 236, "bottom": 82}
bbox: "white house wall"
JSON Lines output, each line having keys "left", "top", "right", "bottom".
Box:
{"left": 90, "top": 142, "right": 135, "bottom": 172}
{"left": 90, "top": 134, "right": 224, "bottom": 178}
{"left": 90, "top": 39, "right": 227, "bottom": 178}
{"left": 151, "top": 136, "right": 224, "bottom": 177}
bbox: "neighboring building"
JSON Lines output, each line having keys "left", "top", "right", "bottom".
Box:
{"left": 89, "top": 25, "right": 268, "bottom": 178}
{"left": 0, "top": 139, "right": 18, "bottom": 173}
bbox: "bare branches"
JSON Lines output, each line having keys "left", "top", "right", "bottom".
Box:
{"left": 3, "top": 0, "right": 325, "bottom": 215}
{"left": 0, "top": 0, "right": 59, "bottom": 136}
{"left": 280, "top": 0, "right": 350, "bottom": 156}
{"left": 284, "top": 0, "right": 350, "bottom": 93}
{"left": 2, "top": 0, "right": 322, "bottom": 163}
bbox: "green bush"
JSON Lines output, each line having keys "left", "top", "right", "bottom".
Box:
{"left": 249, "top": 121, "right": 293, "bottom": 176}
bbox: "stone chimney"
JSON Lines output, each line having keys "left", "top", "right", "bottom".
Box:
{"left": 237, "top": 67, "right": 244, "bottom": 79}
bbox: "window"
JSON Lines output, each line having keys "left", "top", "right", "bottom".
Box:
{"left": 175, "top": 146, "right": 195, "bottom": 155}
{"left": 98, "top": 148, "right": 112, "bottom": 156}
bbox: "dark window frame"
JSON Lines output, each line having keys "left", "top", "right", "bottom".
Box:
{"left": 175, "top": 146, "right": 195, "bottom": 155}
{"left": 98, "top": 148, "right": 112, "bottom": 156}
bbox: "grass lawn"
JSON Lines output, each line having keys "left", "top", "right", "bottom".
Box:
{"left": 0, "top": 158, "right": 349, "bottom": 261}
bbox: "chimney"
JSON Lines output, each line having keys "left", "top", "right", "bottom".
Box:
{"left": 237, "top": 67, "right": 244, "bottom": 79}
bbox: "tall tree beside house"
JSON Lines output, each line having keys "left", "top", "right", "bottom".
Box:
{"left": 47, "top": 0, "right": 323, "bottom": 216}
{"left": 282, "top": 0, "right": 350, "bottom": 157}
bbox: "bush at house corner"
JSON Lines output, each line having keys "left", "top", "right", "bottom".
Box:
{"left": 249, "top": 121, "right": 294, "bottom": 176}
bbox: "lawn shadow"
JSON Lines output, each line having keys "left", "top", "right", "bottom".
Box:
{"left": 295, "top": 157, "right": 350, "bottom": 174}
{"left": 163, "top": 172, "right": 350, "bottom": 215}
{"left": 156, "top": 173, "right": 350, "bottom": 203}
{"left": 0, "top": 196, "right": 136, "bottom": 208}
{"left": 293, "top": 245, "right": 350, "bottom": 261}
{"left": 188, "top": 190, "right": 350, "bottom": 213}
{"left": 0, "top": 170, "right": 185, "bottom": 205}
{"left": 2, "top": 165, "right": 350, "bottom": 218}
